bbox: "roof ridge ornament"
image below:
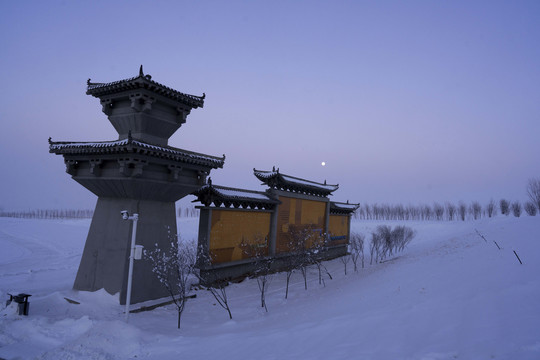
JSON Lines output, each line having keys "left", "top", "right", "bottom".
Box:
{"left": 139, "top": 65, "right": 144, "bottom": 77}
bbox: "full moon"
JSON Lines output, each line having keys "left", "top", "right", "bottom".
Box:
{"left": 321, "top": 162, "right": 326, "bottom": 166}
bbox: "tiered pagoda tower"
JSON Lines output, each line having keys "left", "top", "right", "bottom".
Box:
{"left": 50, "top": 67, "right": 224, "bottom": 304}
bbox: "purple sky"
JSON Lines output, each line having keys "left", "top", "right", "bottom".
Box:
{"left": 1, "top": 1, "right": 539, "bottom": 211}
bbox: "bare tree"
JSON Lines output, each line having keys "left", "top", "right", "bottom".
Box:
{"left": 446, "top": 203, "right": 456, "bottom": 221}
{"left": 470, "top": 202, "right": 482, "bottom": 220}
{"left": 433, "top": 203, "right": 445, "bottom": 221}
{"left": 286, "top": 225, "right": 314, "bottom": 291}
{"left": 195, "top": 247, "right": 232, "bottom": 320}
{"left": 349, "top": 233, "right": 365, "bottom": 272}
{"left": 524, "top": 202, "right": 537, "bottom": 216}
{"left": 282, "top": 226, "right": 310, "bottom": 298}
{"left": 458, "top": 202, "right": 467, "bottom": 221}
{"left": 240, "top": 236, "right": 272, "bottom": 312}
{"left": 500, "top": 199, "right": 510, "bottom": 216}
{"left": 511, "top": 201, "right": 522, "bottom": 217}
{"left": 370, "top": 225, "right": 415, "bottom": 263}
{"left": 145, "top": 231, "right": 197, "bottom": 329}
{"left": 378, "top": 225, "right": 394, "bottom": 260}
{"left": 392, "top": 226, "right": 415, "bottom": 253}
{"left": 526, "top": 178, "right": 540, "bottom": 211}
{"left": 369, "top": 231, "right": 381, "bottom": 265}
{"left": 340, "top": 252, "right": 351, "bottom": 275}
{"left": 308, "top": 236, "right": 333, "bottom": 287}
{"left": 486, "top": 199, "right": 496, "bottom": 218}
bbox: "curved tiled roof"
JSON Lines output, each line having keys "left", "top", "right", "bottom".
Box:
{"left": 253, "top": 168, "right": 338, "bottom": 197}
{"left": 86, "top": 66, "right": 205, "bottom": 108}
{"left": 193, "top": 183, "right": 279, "bottom": 210}
{"left": 49, "top": 138, "right": 225, "bottom": 169}
{"left": 330, "top": 201, "right": 359, "bottom": 215}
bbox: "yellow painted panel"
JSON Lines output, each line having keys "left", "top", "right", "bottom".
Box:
{"left": 328, "top": 214, "right": 349, "bottom": 245}
{"left": 289, "top": 198, "right": 296, "bottom": 224}
{"left": 300, "top": 199, "right": 326, "bottom": 227}
{"left": 209, "top": 210, "right": 270, "bottom": 263}
{"left": 276, "top": 196, "right": 327, "bottom": 253}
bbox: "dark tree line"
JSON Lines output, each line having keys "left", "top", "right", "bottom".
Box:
{"left": 352, "top": 198, "right": 537, "bottom": 221}
{"left": 177, "top": 206, "right": 199, "bottom": 218}
{"left": 0, "top": 209, "right": 94, "bottom": 219}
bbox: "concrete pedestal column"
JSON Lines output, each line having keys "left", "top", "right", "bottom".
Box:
{"left": 74, "top": 197, "right": 177, "bottom": 304}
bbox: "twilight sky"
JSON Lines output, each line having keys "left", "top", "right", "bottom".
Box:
{"left": 1, "top": 1, "right": 539, "bottom": 211}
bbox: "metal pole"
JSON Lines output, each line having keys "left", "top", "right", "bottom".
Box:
{"left": 125, "top": 213, "right": 138, "bottom": 322}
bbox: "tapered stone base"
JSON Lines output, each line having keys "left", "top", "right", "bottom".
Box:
{"left": 74, "top": 197, "right": 176, "bottom": 304}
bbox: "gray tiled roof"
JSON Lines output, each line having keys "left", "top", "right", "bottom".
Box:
{"left": 86, "top": 67, "right": 204, "bottom": 108}
{"left": 253, "top": 168, "right": 338, "bottom": 197}
{"left": 49, "top": 138, "right": 225, "bottom": 168}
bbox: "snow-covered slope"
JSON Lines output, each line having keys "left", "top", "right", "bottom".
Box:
{"left": 0, "top": 216, "right": 539, "bottom": 359}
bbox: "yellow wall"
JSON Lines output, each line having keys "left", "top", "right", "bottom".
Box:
{"left": 209, "top": 210, "right": 271, "bottom": 263}
{"left": 328, "top": 214, "right": 349, "bottom": 245}
{"left": 276, "top": 196, "right": 326, "bottom": 253}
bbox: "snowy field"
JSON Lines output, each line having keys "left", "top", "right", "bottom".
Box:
{"left": 0, "top": 215, "right": 539, "bottom": 360}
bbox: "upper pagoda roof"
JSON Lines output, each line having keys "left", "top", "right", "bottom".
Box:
{"left": 86, "top": 66, "right": 205, "bottom": 108}
{"left": 193, "top": 181, "right": 280, "bottom": 210}
{"left": 253, "top": 168, "right": 339, "bottom": 197}
{"left": 329, "top": 201, "right": 359, "bottom": 215}
{"left": 49, "top": 137, "right": 225, "bottom": 169}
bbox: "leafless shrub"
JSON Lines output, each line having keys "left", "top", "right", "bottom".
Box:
{"left": 458, "top": 202, "right": 467, "bottom": 221}
{"left": 511, "top": 201, "right": 522, "bottom": 217}
{"left": 470, "top": 202, "right": 482, "bottom": 220}
{"left": 283, "top": 226, "right": 310, "bottom": 297}
{"left": 370, "top": 225, "right": 415, "bottom": 263}
{"left": 369, "top": 231, "right": 381, "bottom": 265}
{"left": 433, "top": 203, "right": 445, "bottom": 221}
{"left": 392, "top": 226, "right": 415, "bottom": 253}
{"left": 421, "top": 205, "right": 433, "bottom": 221}
{"left": 349, "top": 233, "right": 365, "bottom": 272}
{"left": 524, "top": 202, "right": 537, "bottom": 216}
{"left": 286, "top": 225, "right": 315, "bottom": 291}
{"left": 196, "top": 247, "right": 232, "bottom": 319}
{"left": 500, "top": 199, "right": 510, "bottom": 216}
{"left": 446, "top": 203, "right": 456, "bottom": 221}
{"left": 378, "top": 225, "right": 393, "bottom": 261}
{"left": 486, "top": 199, "right": 496, "bottom": 218}
{"left": 340, "top": 252, "right": 351, "bottom": 275}
{"left": 240, "top": 236, "right": 273, "bottom": 312}
{"left": 308, "top": 237, "right": 333, "bottom": 286}
{"left": 145, "top": 230, "right": 197, "bottom": 329}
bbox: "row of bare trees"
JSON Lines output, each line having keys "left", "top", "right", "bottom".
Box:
{"left": 352, "top": 199, "right": 537, "bottom": 221}
{"left": 147, "top": 224, "right": 416, "bottom": 328}
{"left": 352, "top": 178, "right": 540, "bottom": 221}
{"left": 177, "top": 206, "right": 199, "bottom": 218}
{"left": 0, "top": 209, "right": 94, "bottom": 219}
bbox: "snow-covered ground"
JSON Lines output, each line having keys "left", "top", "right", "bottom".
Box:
{"left": 0, "top": 215, "right": 539, "bottom": 359}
